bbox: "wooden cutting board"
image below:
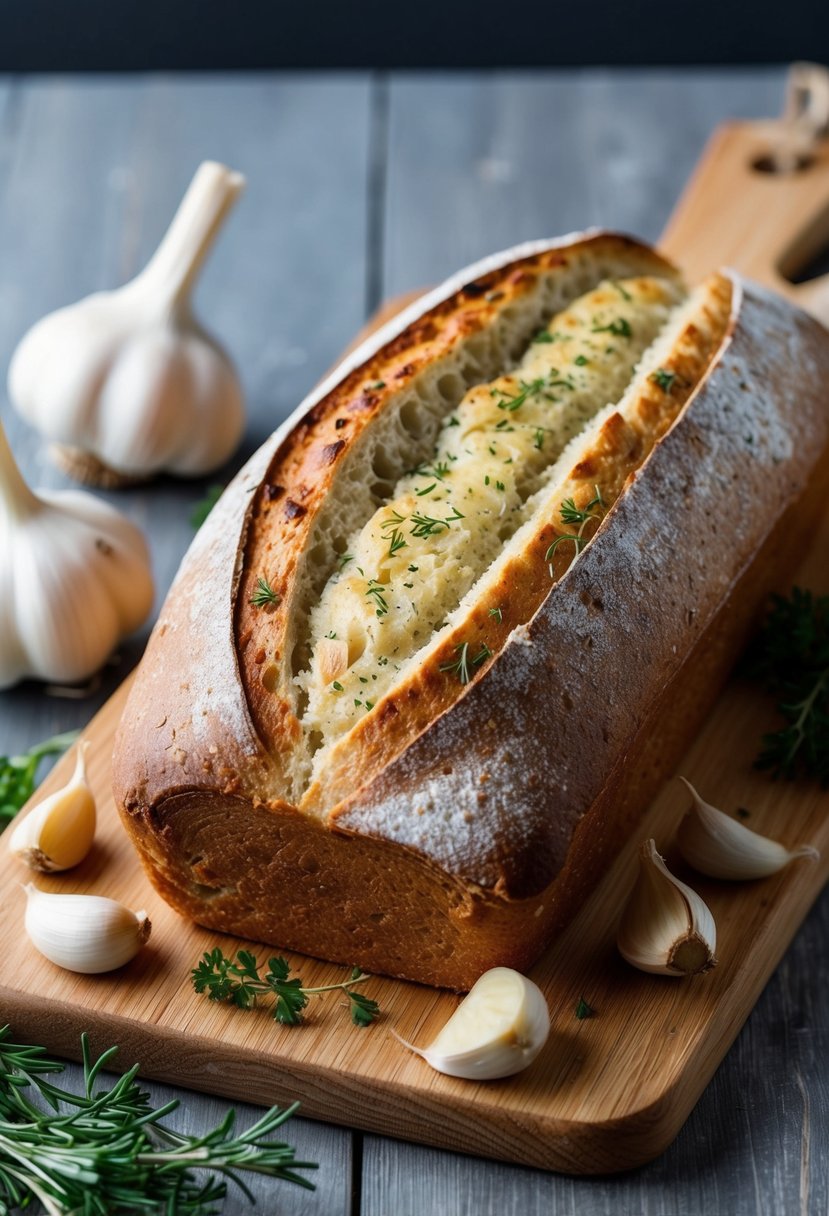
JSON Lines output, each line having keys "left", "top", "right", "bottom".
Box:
{"left": 2, "top": 72, "right": 829, "bottom": 1175}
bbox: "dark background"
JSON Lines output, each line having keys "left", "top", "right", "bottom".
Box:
{"left": 3, "top": 0, "right": 828, "bottom": 70}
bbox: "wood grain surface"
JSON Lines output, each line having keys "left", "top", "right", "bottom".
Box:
{"left": 1, "top": 67, "right": 827, "bottom": 1213}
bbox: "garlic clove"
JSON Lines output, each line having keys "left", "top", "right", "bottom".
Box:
{"left": 395, "top": 967, "right": 550, "bottom": 1080}
{"left": 9, "top": 742, "right": 96, "bottom": 872}
{"left": 8, "top": 161, "right": 246, "bottom": 484}
{"left": 676, "top": 776, "right": 820, "bottom": 881}
{"left": 618, "top": 839, "right": 717, "bottom": 976}
{"left": 317, "top": 638, "right": 349, "bottom": 684}
{"left": 23, "top": 885, "right": 151, "bottom": 973}
{"left": 0, "top": 420, "right": 154, "bottom": 689}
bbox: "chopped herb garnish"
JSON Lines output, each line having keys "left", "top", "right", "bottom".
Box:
{"left": 325, "top": 630, "right": 337, "bottom": 639}
{"left": 531, "top": 329, "right": 555, "bottom": 344}
{"left": 533, "top": 428, "right": 545, "bottom": 451}
{"left": 371, "top": 380, "right": 386, "bottom": 390}
{"left": 546, "top": 486, "right": 605, "bottom": 574}
{"left": 332, "top": 681, "right": 344, "bottom": 692}
{"left": 366, "top": 581, "right": 389, "bottom": 617}
{"left": 410, "top": 507, "right": 464, "bottom": 538}
{"left": 447, "top": 415, "right": 460, "bottom": 426}
{"left": 439, "top": 641, "right": 492, "bottom": 684}
{"left": 387, "top": 528, "right": 407, "bottom": 557}
{"left": 574, "top": 354, "right": 589, "bottom": 366}
{"left": 250, "top": 576, "right": 281, "bottom": 608}
{"left": 407, "top": 564, "right": 419, "bottom": 572}
{"left": 650, "top": 367, "right": 677, "bottom": 392}
{"left": 415, "top": 482, "right": 437, "bottom": 496}
{"left": 592, "top": 317, "right": 632, "bottom": 338}
{"left": 491, "top": 376, "right": 547, "bottom": 413}
{"left": 575, "top": 996, "right": 596, "bottom": 1020}
{"left": 489, "top": 606, "right": 503, "bottom": 623}
{"left": 339, "top": 553, "right": 354, "bottom": 569}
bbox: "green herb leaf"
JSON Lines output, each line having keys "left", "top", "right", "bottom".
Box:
{"left": 575, "top": 996, "right": 596, "bottom": 1020}
{"left": 0, "top": 730, "right": 79, "bottom": 826}
{"left": 190, "top": 483, "right": 224, "bottom": 529}
{"left": 744, "top": 587, "right": 829, "bottom": 782}
{"left": 439, "top": 641, "right": 492, "bottom": 684}
{"left": 591, "top": 317, "right": 632, "bottom": 339}
{"left": 650, "top": 367, "right": 677, "bottom": 392}
{"left": 192, "top": 950, "right": 380, "bottom": 1032}
{"left": 249, "top": 576, "right": 281, "bottom": 608}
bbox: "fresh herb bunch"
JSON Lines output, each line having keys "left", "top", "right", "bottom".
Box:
{"left": 0, "top": 1026, "right": 316, "bottom": 1215}
{"left": 192, "top": 949, "right": 380, "bottom": 1027}
{"left": 0, "top": 730, "right": 79, "bottom": 827}
{"left": 745, "top": 587, "right": 829, "bottom": 782}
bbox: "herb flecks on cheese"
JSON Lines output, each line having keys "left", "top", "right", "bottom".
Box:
{"left": 299, "top": 276, "right": 682, "bottom": 745}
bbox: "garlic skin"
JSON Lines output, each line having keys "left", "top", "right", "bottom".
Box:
{"left": 395, "top": 967, "right": 550, "bottom": 1080}
{"left": 676, "top": 777, "right": 820, "bottom": 881}
{"left": 9, "top": 742, "right": 96, "bottom": 872}
{"left": 23, "top": 885, "right": 151, "bottom": 973}
{"left": 0, "top": 420, "right": 153, "bottom": 689}
{"left": 618, "top": 839, "right": 717, "bottom": 977}
{"left": 8, "top": 161, "right": 246, "bottom": 485}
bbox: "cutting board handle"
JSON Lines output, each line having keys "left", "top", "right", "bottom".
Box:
{"left": 660, "top": 62, "right": 829, "bottom": 325}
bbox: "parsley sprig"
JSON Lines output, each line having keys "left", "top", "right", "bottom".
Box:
{"left": 192, "top": 949, "right": 380, "bottom": 1027}
{"left": 744, "top": 587, "right": 829, "bottom": 783}
{"left": 0, "top": 730, "right": 79, "bottom": 827}
{"left": 0, "top": 1026, "right": 316, "bottom": 1213}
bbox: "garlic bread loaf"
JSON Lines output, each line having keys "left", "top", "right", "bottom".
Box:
{"left": 113, "top": 232, "right": 829, "bottom": 989}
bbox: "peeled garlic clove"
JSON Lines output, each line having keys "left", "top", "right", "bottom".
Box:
{"left": 395, "top": 967, "right": 550, "bottom": 1080}
{"left": 317, "top": 638, "right": 349, "bottom": 684}
{"left": 23, "top": 885, "right": 151, "bottom": 973}
{"left": 9, "top": 742, "right": 96, "bottom": 872}
{"left": 618, "top": 839, "right": 716, "bottom": 977}
{"left": 677, "top": 777, "right": 820, "bottom": 881}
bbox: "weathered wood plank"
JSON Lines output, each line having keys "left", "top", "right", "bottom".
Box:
{"left": 382, "top": 68, "right": 785, "bottom": 293}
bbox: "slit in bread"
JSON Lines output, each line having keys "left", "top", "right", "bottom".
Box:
{"left": 298, "top": 274, "right": 732, "bottom": 802}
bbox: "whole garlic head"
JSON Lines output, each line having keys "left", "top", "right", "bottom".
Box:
{"left": 8, "top": 161, "right": 246, "bottom": 485}
{"left": 0, "top": 419, "right": 153, "bottom": 689}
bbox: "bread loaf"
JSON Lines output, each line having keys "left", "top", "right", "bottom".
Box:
{"left": 113, "top": 232, "right": 829, "bottom": 989}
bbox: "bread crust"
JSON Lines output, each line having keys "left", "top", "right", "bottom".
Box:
{"left": 113, "top": 234, "right": 829, "bottom": 988}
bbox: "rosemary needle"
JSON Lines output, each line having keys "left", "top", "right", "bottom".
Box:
{"left": 0, "top": 1026, "right": 316, "bottom": 1214}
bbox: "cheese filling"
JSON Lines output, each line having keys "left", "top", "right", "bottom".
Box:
{"left": 298, "top": 276, "right": 684, "bottom": 749}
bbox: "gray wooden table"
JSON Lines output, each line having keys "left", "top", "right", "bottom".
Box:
{"left": 0, "top": 67, "right": 826, "bottom": 1215}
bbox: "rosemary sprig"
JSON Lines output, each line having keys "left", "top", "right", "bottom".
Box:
{"left": 192, "top": 950, "right": 380, "bottom": 1027}
{"left": 409, "top": 507, "right": 464, "bottom": 538}
{"left": 366, "top": 580, "right": 389, "bottom": 617}
{"left": 249, "top": 576, "right": 280, "bottom": 608}
{"left": 0, "top": 730, "right": 79, "bottom": 826}
{"left": 545, "top": 486, "right": 605, "bottom": 573}
{"left": 439, "top": 641, "right": 492, "bottom": 684}
{"left": 0, "top": 1026, "right": 316, "bottom": 1214}
{"left": 744, "top": 587, "right": 829, "bottom": 783}
{"left": 491, "top": 376, "right": 546, "bottom": 412}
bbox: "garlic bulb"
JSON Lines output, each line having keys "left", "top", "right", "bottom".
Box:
{"left": 676, "top": 777, "right": 820, "bottom": 881}
{"left": 395, "top": 967, "right": 550, "bottom": 1080}
{"left": 0, "top": 419, "right": 153, "bottom": 689}
{"left": 8, "top": 161, "right": 246, "bottom": 486}
{"left": 618, "top": 839, "right": 717, "bottom": 976}
{"left": 9, "top": 742, "right": 96, "bottom": 871}
{"left": 23, "top": 885, "right": 151, "bottom": 973}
